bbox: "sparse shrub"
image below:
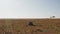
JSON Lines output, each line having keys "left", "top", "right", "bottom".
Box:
{"left": 36, "top": 29, "right": 43, "bottom": 32}
{"left": 28, "top": 22, "right": 36, "bottom": 26}
{"left": 5, "top": 32, "right": 12, "bottom": 34}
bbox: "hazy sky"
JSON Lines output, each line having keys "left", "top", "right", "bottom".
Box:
{"left": 0, "top": 0, "right": 60, "bottom": 18}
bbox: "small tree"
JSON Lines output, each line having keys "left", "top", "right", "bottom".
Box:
{"left": 52, "top": 16, "right": 55, "bottom": 18}
{"left": 50, "top": 16, "right": 55, "bottom": 19}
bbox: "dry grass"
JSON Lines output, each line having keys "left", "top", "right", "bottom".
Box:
{"left": 0, "top": 19, "right": 60, "bottom": 34}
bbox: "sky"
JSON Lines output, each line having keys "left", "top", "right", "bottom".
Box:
{"left": 0, "top": 0, "right": 60, "bottom": 18}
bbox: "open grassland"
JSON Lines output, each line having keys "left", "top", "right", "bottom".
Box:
{"left": 0, "top": 19, "right": 60, "bottom": 34}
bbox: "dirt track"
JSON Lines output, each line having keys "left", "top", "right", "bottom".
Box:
{"left": 0, "top": 19, "right": 60, "bottom": 34}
